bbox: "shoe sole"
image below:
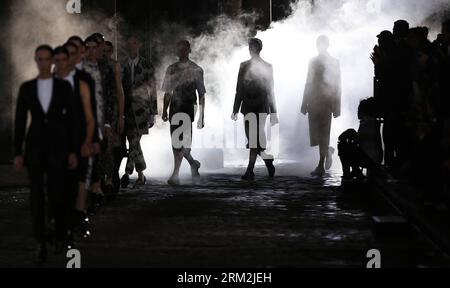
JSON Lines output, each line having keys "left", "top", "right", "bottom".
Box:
{"left": 167, "top": 178, "right": 180, "bottom": 186}
{"left": 121, "top": 178, "right": 130, "bottom": 189}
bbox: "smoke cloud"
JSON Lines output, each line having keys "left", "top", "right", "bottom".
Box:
{"left": 7, "top": 0, "right": 450, "bottom": 177}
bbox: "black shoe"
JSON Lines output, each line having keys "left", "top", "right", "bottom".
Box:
{"left": 65, "top": 230, "right": 75, "bottom": 250}
{"left": 95, "top": 192, "right": 104, "bottom": 208}
{"left": 133, "top": 176, "right": 147, "bottom": 188}
{"left": 191, "top": 160, "right": 201, "bottom": 176}
{"left": 265, "top": 159, "right": 276, "bottom": 177}
{"left": 167, "top": 176, "right": 180, "bottom": 186}
{"left": 87, "top": 192, "right": 98, "bottom": 216}
{"left": 241, "top": 171, "right": 255, "bottom": 181}
{"left": 121, "top": 174, "right": 130, "bottom": 189}
{"left": 325, "top": 147, "right": 335, "bottom": 170}
{"left": 311, "top": 166, "right": 325, "bottom": 177}
{"left": 34, "top": 243, "right": 47, "bottom": 264}
{"left": 191, "top": 160, "right": 201, "bottom": 182}
{"left": 74, "top": 211, "right": 91, "bottom": 239}
{"left": 350, "top": 168, "right": 364, "bottom": 179}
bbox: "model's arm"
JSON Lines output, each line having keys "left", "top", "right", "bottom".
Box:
{"left": 301, "top": 61, "right": 313, "bottom": 115}
{"left": 232, "top": 63, "right": 244, "bottom": 117}
{"left": 14, "top": 84, "right": 28, "bottom": 158}
{"left": 148, "top": 64, "right": 158, "bottom": 116}
{"left": 162, "top": 92, "right": 172, "bottom": 122}
{"left": 115, "top": 62, "right": 125, "bottom": 134}
{"left": 333, "top": 60, "right": 342, "bottom": 118}
{"left": 14, "top": 84, "right": 28, "bottom": 171}
{"left": 268, "top": 65, "right": 277, "bottom": 114}
{"left": 80, "top": 80, "right": 95, "bottom": 156}
{"left": 65, "top": 82, "right": 79, "bottom": 170}
{"left": 161, "top": 67, "right": 172, "bottom": 122}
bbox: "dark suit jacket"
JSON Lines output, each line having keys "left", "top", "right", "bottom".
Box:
{"left": 302, "top": 53, "right": 341, "bottom": 117}
{"left": 233, "top": 57, "right": 277, "bottom": 115}
{"left": 14, "top": 78, "right": 78, "bottom": 167}
{"left": 122, "top": 56, "right": 158, "bottom": 135}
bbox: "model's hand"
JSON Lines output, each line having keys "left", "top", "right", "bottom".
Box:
{"left": 270, "top": 113, "right": 279, "bottom": 126}
{"left": 92, "top": 143, "right": 101, "bottom": 155}
{"left": 14, "top": 156, "right": 24, "bottom": 172}
{"left": 68, "top": 153, "right": 78, "bottom": 170}
{"left": 231, "top": 113, "right": 238, "bottom": 121}
{"left": 197, "top": 115, "right": 205, "bottom": 130}
{"left": 103, "top": 126, "right": 113, "bottom": 138}
{"left": 81, "top": 142, "right": 92, "bottom": 158}
{"left": 149, "top": 115, "right": 155, "bottom": 129}
{"left": 301, "top": 105, "right": 308, "bottom": 115}
{"left": 162, "top": 111, "right": 169, "bottom": 122}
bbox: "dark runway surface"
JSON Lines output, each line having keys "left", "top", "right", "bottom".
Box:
{"left": 0, "top": 164, "right": 448, "bottom": 268}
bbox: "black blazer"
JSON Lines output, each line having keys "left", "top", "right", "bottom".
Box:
{"left": 14, "top": 78, "right": 78, "bottom": 166}
{"left": 233, "top": 58, "right": 277, "bottom": 115}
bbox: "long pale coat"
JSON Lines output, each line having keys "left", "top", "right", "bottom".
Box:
{"left": 302, "top": 53, "right": 341, "bottom": 147}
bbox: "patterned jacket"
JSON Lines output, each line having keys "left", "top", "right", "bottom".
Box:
{"left": 122, "top": 56, "right": 157, "bottom": 135}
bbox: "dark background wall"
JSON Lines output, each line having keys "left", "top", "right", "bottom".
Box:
{"left": 0, "top": 0, "right": 12, "bottom": 164}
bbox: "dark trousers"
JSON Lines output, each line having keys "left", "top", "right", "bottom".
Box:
{"left": 113, "top": 144, "right": 126, "bottom": 193}
{"left": 28, "top": 157, "right": 66, "bottom": 243}
{"left": 244, "top": 113, "right": 268, "bottom": 151}
{"left": 125, "top": 133, "right": 146, "bottom": 173}
{"left": 65, "top": 169, "right": 79, "bottom": 230}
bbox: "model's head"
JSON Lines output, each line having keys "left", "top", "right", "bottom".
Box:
{"left": 127, "top": 35, "right": 142, "bottom": 58}
{"left": 85, "top": 35, "right": 99, "bottom": 62}
{"left": 53, "top": 46, "right": 70, "bottom": 73}
{"left": 316, "top": 35, "right": 329, "bottom": 54}
{"left": 67, "top": 35, "right": 85, "bottom": 63}
{"left": 34, "top": 45, "right": 54, "bottom": 75}
{"left": 249, "top": 38, "right": 263, "bottom": 57}
{"left": 176, "top": 40, "right": 191, "bottom": 60}
{"left": 91, "top": 33, "right": 106, "bottom": 58}
{"left": 63, "top": 42, "right": 79, "bottom": 69}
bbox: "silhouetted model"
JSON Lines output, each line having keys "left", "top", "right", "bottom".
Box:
{"left": 232, "top": 38, "right": 279, "bottom": 180}
{"left": 121, "top": 35, "right": 158, "bottom": 189}
{"left": 54, "top": 44, "right": 96, "bottom": 249}
{"left": 162, "top": 40, "right": 206, "bottom": 185}
{"left": 14, "top": 45, "right": 78, "bottom": 262}
{"left": 301, "top": 35, "right": 341, "bottom": 177}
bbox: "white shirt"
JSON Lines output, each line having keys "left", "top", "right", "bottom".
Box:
{"left": 76, "top": 62, "right": 83, "bottom": 70}
{"left": 64, "top": 70, "right": 76, "bottom": 89}
{"left": 37, "top": 78, "right": 53, "bottom": 114}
